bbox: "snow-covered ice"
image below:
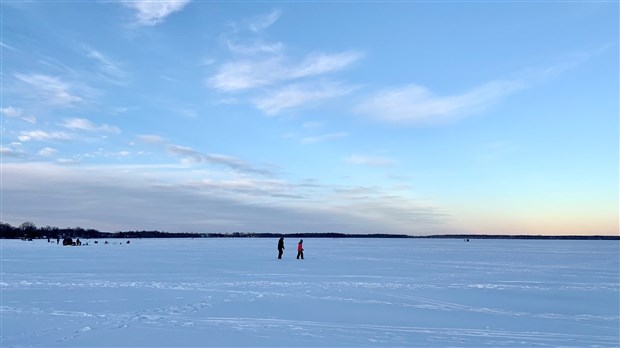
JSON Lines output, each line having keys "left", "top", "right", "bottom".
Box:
{"left": 1, "top": 238, "right": 618, "bottom": 347}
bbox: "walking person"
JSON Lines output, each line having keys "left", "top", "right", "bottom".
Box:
{"left": 296, "top": 239, "right": 304, "bottom": 259}
{"left": 277, "top": 237, "right": 285, "bottom": 259}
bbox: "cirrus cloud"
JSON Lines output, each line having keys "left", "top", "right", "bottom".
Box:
{"left": 254, "top": 81, "right": 359, "bottom": 115}
{"left": 59, "top": 118, "right": 121, "bottom": 134}
{"left": 345, "top": 154, "right": 395, "bottom": 167}
{"left": 14, "top": 73, "right": 83, "bottom": 107}
{"left": 0, "top": 106, "right": 36, "bottom": 123}
{"left": 208, "top": 51, "right": 363, "bottom": 92}
{"left": 18, "top": 130, "right": 71, "bottom": 142}
{"left": 121, "top": 0, "right": 191, "bottom": 26}
{"left": 355, "top": 79, "right": 526, "bottom": 125}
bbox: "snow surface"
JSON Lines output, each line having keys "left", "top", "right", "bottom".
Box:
{"left": 1, "top": 238, "right": 618, "bottom": 347}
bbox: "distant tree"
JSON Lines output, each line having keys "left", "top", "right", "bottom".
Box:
{"left": 40, "top": 225, "right": 61, "bottom": 239}
{"left": 0, "top": 222, "right": 19, "bottom": 238}
{"left": 20, "top": 222, "right": 39, "bottom": 239}
{"left": 20, "top": 221, "right": 36, "bottom": 231}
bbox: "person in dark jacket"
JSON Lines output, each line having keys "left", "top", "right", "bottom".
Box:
{"left": 296, "top": 239, "right": 304, "bottom": 259}
{"left": 277, "top": 237, "right": 285, "bottom": 259}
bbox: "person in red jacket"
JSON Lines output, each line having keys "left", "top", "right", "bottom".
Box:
{"left": 296, "top": 239, "right": 304, "bottom": 259}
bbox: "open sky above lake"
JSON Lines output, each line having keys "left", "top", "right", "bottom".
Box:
{"left": 1, "top": 1, "right": 618, "bottom": 235}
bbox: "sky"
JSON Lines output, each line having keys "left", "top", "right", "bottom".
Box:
{"left": 1, "top": 1, "right": 618, "bottom": 236}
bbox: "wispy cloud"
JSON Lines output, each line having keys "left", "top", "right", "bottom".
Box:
{"left": 14, "top": 73, "right": 83, "bottom": 107}
{"left": 57, "top": 158, "right": 80, "bottom": 165}
{"left": 254, "top": 81, "right": 359, "bottom": 115}
{"left": 355, "top": 79, "right": 525, "bottom": 125}
{"left": 301, "top": 132, "right": 349, "bottom": 145}
{"left": 0, "top": 106, "right": 36, "bottom": 124}
{"left": 37, "top": 147, "right": 57, "bottom": 157}
{"left": 196, "top": 176, "right": 299, "bottom": 199}
{"left": 248, "top": 9, "right": 281, "bottom": 33}
{"left": 121, "top": 0, "right": 191, "bottom": 26}
{"left": 292, "top": 52, "right": 362, "bottom": 79}
{"left": 208, "top": 10, "right": 363, "bottom": 116}
{"left": 225, "top": 40, "right": 284, "bottom": 56}
{"left": 0, "top": 146, "right": 22, "bottom": 157}
{"left": 355, "top": 56, "right": 598, "bottom": 125}
{"left": 208, "top": 51, "right": 362, "bottom": 92}
{"left": 0, "top": 41, "right": 17, "bottom": 51}
{"left": 345, "top": 154, "right": 395, "bottom": 167}
{"left": 208, "top": 57, "right": 283, "bottom": 92}
{"left": 167, "top": 144, "right": 271, "bottom": 175}
{"left": 221, "top": 9, "right": 283, "bottom": 55}
{"left": 0, "top": 106, "right": 21, "bottom": 117}
{"left": 137, "top": 134, "right": 167, "bottom": 144}
{"left": 84, "top": 46, "right": 128, "bottom": 84}
{"left": 135, "top": 135, "right": 272, "bottom": 175}
{"left": 59, "top": 118, "right": 121, "bottom": 134}
{"left": 18, "top": 130, "right": 71, "bottom": 142}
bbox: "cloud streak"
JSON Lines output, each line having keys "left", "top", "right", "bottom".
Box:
{"left": 248, "top": 9, "right": 281, "bottom": 33}
{"left": 167, "top": 144, "right": 272, "bottom": 176}
{"left": 18, "top": 130, "right": 71, "bottom": 142}
{"left": 301, "top": 132, "right": 350, "bottom": 145}
{"left": 354, "top": 58, "right": 593, "bottom": 125}
{"left": 121, "top": 0, "right": 191, "bottom": 26}
{"left": 37, "top": 147, "right": 57, "bottom": 157}
{"left": 135, "top": 135, "right": 272, "bottom": 176}
{"left": 0, "top": 106, "right": 36, "bottom": 123}
{"left": 0, "top": 146, "right": 25, "bottom": 158}
{"left": 254, "top": 81, "right": 359, "bottom": 115}
{"left": 14, "top": 73, "right": 83, "bottom": 107}
{"left": 355, "top": 79, "right": 526, "bottom": 125}
{"left": 208, "top": 51, "right": 362, "bottom": 92}
{"left": 84, "top": 46, "right": 128, "bottom": 84}
{"left": 345, "top": 154, "right": 395, "bottom": 167}
{"left": 207, "top": 10, "right": 363, "bottom": 116}
{"left": 59, "top": 118, "right": 121, "bottom": 134}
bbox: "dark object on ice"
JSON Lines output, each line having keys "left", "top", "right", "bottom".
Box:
{"left": 76, "top": 238, "right": 81, "bottom": 246}
{"left": 296, "top": 239, "right": 304, "bottom": 259}
{"left": 277, "top": 237, "right": 285, "bottom": 259}
{"left": 57, "top": 238, "right": 60, "bottom": 244}
{"left": 127, "top": 240, "right": 130, "bottom": 244}
{"left": 62, "top": 238, "right": 74, "bottom": 246}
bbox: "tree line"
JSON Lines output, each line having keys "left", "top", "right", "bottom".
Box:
{"left": 2, "top": 221, "right": 616, "bottom": 240}
{"left": 0, "top": 222, "right": 201, "bottom": 240}
{"left": 0, "top": 221, "right": 414, "bottom": 240}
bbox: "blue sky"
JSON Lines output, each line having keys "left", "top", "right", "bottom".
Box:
{"left": 1, "top": 1, "right": 618, "bottom": 235}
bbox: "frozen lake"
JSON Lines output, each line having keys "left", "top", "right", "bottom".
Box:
{"left": 1, "top": 238, "right": 618, "bottom": 347}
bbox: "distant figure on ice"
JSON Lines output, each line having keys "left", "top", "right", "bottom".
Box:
{"left": 277, "top": 237, "right": 285, "bottom": 259}
{"left": 296, "top": 239, "right": 304, "bottom": 259}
